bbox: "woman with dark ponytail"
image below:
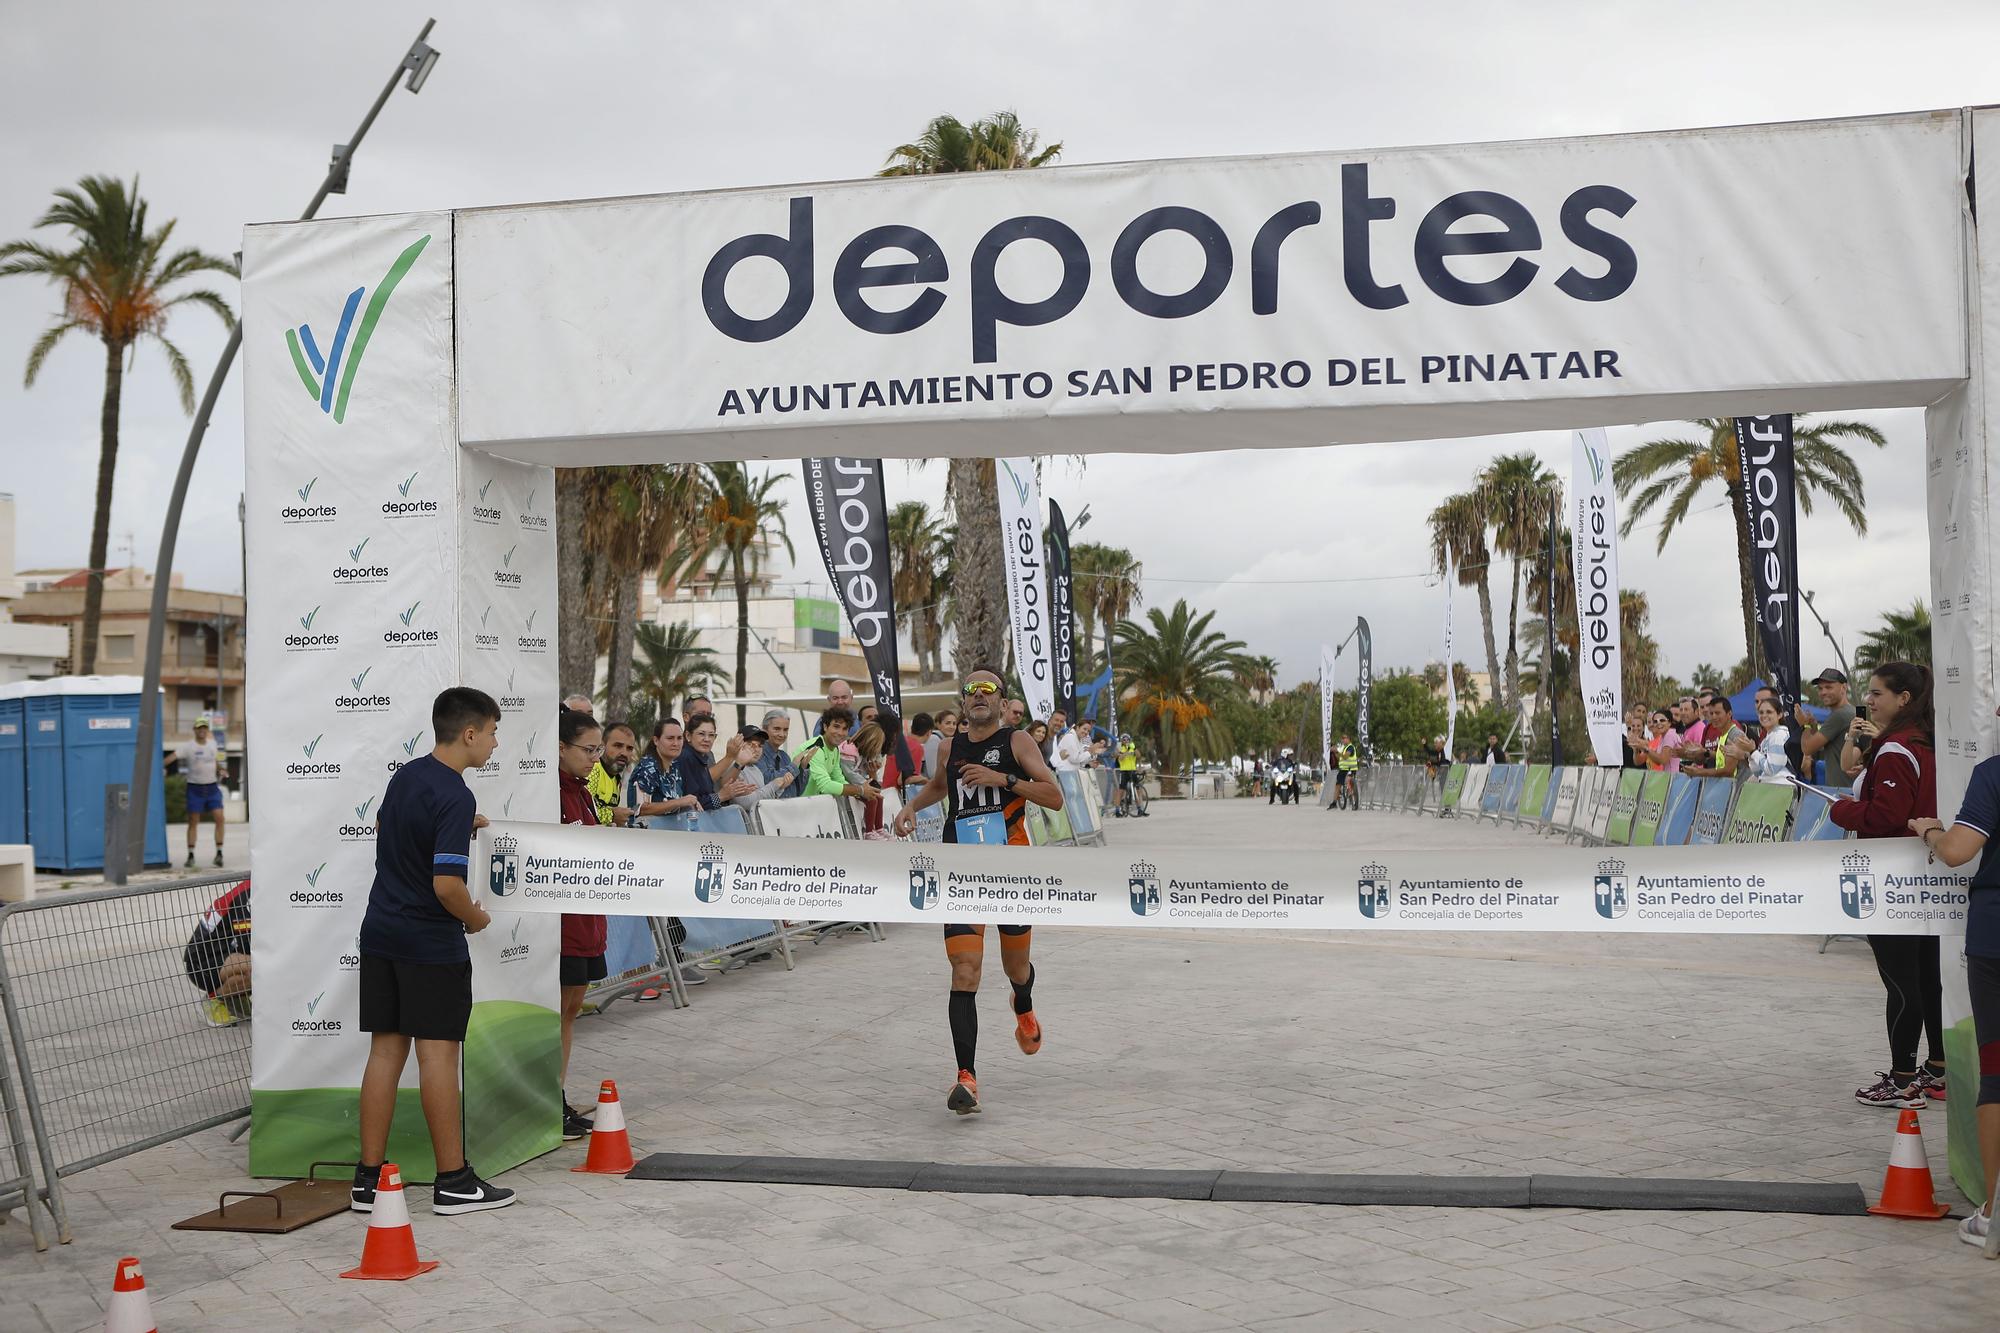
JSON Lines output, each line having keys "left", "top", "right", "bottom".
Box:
{"left": 1830, "top": 662, "right": 1944, "bottom": 1109}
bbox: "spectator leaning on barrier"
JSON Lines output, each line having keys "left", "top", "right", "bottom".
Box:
{"left": 853, "top": 721, "right": 890, "bottom": 834}
{"left": 797, "top": 706, "right": 881, "bottom": 802}
{"left": 753, "top": 710, "right": 802, "bottom": 798}
{"left": 1739, "top": 697, "right": 1794, "bottom": 784}
{"left": 1045, "top": 709, "right": 1068, "bottom": 762}
{"left": 1829, "top": 662, "right": 1945, "bottom": 1109}
{"left": 629, "top": 718, "right": 701, "bottom": 825}
{"left": 184, "top": 878, "right": 251, "bottom": 1028}
{"left": 556, "top": 708, "right": 608, "bottom": 1142}
{"left": 726, "top": 723, "right": 796, "bottom": 809}
{"left": 354, "top": 686, "right": 513, "bottom": 1216}
{"left": 1797, "top": 668, "right": 1857, "bottom": 786}
{"left": 679, "top": 712, "right": 755, "bottom": 810}
{"left": 928, "top": 708, "right": 959, "bottom": 777}
{"left": 1639, "top": 708, "right": 1682, "bottom": 774}
{"left": 589, "top": 721, "right": 639, "bottom": 827}
{"left": 1907, "top": 710, "right": 2000, "bottom": 1255}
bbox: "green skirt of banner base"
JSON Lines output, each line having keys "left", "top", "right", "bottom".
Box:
{"left": 1945, "top": 1019, "right": 1988, "bottom": 1204}
{"left": 248, "top": 999, "right": 559, "bottom": 1180}
{"left": 463, "top": 999, "right": 562, "bottom": 1170}
{"left": 249, "top": 1087, "right": 439, "bottom": 1180}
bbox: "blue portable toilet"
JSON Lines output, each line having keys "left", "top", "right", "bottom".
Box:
{"left": 0, "top": 682, "right": 26, "bottom": 845}
{"left": 22, "top": 677, "right": 168, "bottom": 872}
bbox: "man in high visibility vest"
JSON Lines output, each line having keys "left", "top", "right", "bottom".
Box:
{"left": 1334, "top": 735, "right": 1360, "bottom": 809}
{"left": 1114, "top": 736, "right": 1146, "bottom": 817}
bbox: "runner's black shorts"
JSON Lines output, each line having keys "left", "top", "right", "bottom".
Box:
{"left": 359, "top": 954, "right": 472, "bottom": 1042}
{"left": 559, "top": 953, "right": 609, "bottom": 987}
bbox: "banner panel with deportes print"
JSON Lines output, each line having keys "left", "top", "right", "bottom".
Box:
{"left": 802, "top": 457, "right": 902, "bottom": 714}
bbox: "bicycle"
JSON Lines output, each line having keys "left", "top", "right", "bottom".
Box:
{"left": 1114, "top": 768, "right": 1152, "bottom": 818}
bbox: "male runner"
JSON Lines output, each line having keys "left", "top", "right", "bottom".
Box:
{"left": 894, "top": 669, "right": 1064, "bottom": 1115}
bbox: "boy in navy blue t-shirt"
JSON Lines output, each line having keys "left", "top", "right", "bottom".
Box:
{"left": 350, "top": 687, "right": 518, "bottom": 1217}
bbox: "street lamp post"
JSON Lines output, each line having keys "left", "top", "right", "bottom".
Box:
{"left": 119, "top": 21, "right": 442, "bottom": 882}
{"left": 1800, "top": 589, "right": 1851, "bottom": 681}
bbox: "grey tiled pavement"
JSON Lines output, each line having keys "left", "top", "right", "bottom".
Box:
{"left": 4, "top": 798, "right": 1995, "bottom": 1330}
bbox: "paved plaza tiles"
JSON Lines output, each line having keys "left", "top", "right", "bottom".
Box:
{"left": 3, "top": 798, "right": 1993, "bottom": 1330}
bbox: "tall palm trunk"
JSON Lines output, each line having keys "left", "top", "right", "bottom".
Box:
{"left": 80, "top": 338, "right": 124, "bottom": 674}
{"left": 604, "top": 567, "right": 639, "bottom": 720}
{"left": 948, "top": 457, "right": 1007, "bottom": 675}
{"left": 555, "top": 471, "right": 596, "bottom": 697}
{"left": 1474, "top": 570, "right": 1501, "bottom": 705}
{"left": 732, "top": 550, "right": 751, "bottom": 731}
{"left": 1725, "top": 477, "right": 1764, "bottom": 680}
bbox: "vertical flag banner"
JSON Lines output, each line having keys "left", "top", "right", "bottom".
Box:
{"left": 802, "top": 457, "right": 902, "bottom": 715}
{"left": 1733, "top": 416, "right": 1801, "bottom": 714}
{"left": 1355, "top": 618, "right": 1373, "bottom": 765}
{"left": 1047, "top": 500, "right": 1077, "bottom": 721}
{"left": 1319, "top": 643, "right": 1335, "bottom": 767}
{"left": 1443, "top": 546, "right": 1459, "bottom": 760}
{"left": 997, "top": 458, "right": 1055, "bottom": 723}
{"left": 1570, "top": 428, "right": 1622, "bottom": 765}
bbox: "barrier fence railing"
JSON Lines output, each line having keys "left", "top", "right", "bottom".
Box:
{"left": 0, "top": 871, "right": 255, "bottom": 1250}
{"left": 1361, "top": 762, "right": 1850, "bottom": 849}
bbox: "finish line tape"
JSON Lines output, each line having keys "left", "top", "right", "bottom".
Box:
{"left": 478, "top": 821, "right": 1970, "bottom": 936}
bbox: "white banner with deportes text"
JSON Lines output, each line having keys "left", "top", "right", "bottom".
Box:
{"left": 997, "top": 458, "right": 1055, "bottom": 722}
{"left": 478, "top": 819, "right": 1967, "bottom": 937}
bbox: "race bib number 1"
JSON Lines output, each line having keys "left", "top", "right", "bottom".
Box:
{"left": 953, "top": 810, "right": 1009, "bottom": 844}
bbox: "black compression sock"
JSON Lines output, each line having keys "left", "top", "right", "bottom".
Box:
{"left": 1011, "top": 965, "right": 1036, "bottom": 1016}
{"left": 949, "top": 990, "right": 978, "bottom": 1074}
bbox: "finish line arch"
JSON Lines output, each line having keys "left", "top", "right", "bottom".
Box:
{"left": 239, "top": 107, "right": 1996, "bottom": 1186}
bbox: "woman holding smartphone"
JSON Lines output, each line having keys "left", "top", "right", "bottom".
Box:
{"left": 1829, "top": 662, "right": 1944, "bottom": 1109}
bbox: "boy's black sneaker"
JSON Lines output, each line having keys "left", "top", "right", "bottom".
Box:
{"left": 562, "top": 1103, "right": 593, "bottom": 1142}
{"left": 350, "top": 1163, "right": 380, "bottom": 1213}
{"left": 432, "top": 1165, "right": 516, "bottom": 1215}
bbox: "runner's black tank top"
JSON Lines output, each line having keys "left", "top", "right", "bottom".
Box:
{"left": 943, "top": 725, "right": 1030, "bottom": 844}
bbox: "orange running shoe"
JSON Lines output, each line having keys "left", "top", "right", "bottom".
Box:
{"left": 1014, "top": 1010, "right": 1043, "bottom": 1055}
{"left": 947, "top": 1069, "right": 980, "bottom": 1115}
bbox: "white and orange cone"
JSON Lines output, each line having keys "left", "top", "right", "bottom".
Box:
{"left": 571, "top": 1078, "right": 635, "bottom": 1175}
{"left": 1867, "top": 1108, "right": 1951, "bottom": 1220}
{"left": 104, "top": 1256, "right": 156, "bottom": 1333}
{"left": 340, "top": 1164, "right": 440, "bottom": 1279}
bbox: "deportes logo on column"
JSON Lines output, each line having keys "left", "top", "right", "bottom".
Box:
{"left": 283, "top": 233, "right": 430, "bottom": 424}
{"left": 292, "top": 860, "right": 344, "bottom": 909}
{"left": 332, "top": 535, "right": 389, "bottom": 586}
{"left": 473, "top": 603, "right": 500, "bottom": 652}
{"left": 385, "top": 599, "right": 438, "bottom": 647}
{"left": 292, "top": 989, "right": 343, "bottom": 1037}
{"left": 693, "top": 843, "right": 728, "bottom": 904}
{"left": 1593, "top": 857, "right": 1628, "bottom": 920}
{"left": 383, "top": 469, "right": 437, "bottom": 518}
{"left": 493, "top": 544, "right": 521, "bottom": 588}
{"left": 518, "top": 485, "right": 549, "bottom": 531}
{"left": 516, "top": 728, "right": 547, "bottom": 774}
{"left": 288, "top": 733, "right": 340, "bottom": 781}
{"left": 339, "top": 793, "right": 377, "bottom": 842}
{"left": 499, "top": 916, "right": 529, "bottom": 964}
{"left": 1839, "top": 851, "right": 1876, "bottom": 920}
{"left": 498, "top": 666, "right": 525, "bottom": 713}
{"left": 281, "top": 475, "right": 337, "bottom": 524}
{"left": 287, "top": 604, "right": 339, "bottom": 652}
{"left": 488, "top": 833, "right": 520, "bottom": 897}
{"left": 517, "top": 608, "right": 548, "bottom": 654}
{"left": 909, "top": 852, "right": 939, "bottom": 911}
{"left": 471, "top": 476, "right": 501, "bottom": 526}
{"left": 1358, "top": 862, "right": 1393, "bottom": 919}
{"left": 334, "top": 665, "right": 391, "bottom": 714}
{"left": 1129, "top": 860, "right": 1160, "bottom": 917}
{"left": 390, "top": 728, "right": 426, "bottom": 774}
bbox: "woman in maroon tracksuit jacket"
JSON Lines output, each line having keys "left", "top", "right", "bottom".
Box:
{"left": 1828, "top": 662, "right": 1943, "bottom": 1109}
{"left": 556, "top": 708, "right": 608, "bottom": 1140}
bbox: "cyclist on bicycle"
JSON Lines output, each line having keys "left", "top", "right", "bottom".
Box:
{"left": 1114, "top": 735, "right": 1148, "bottom": 818}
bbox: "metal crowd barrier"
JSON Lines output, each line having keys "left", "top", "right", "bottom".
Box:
{"left": 0, "top": 872, "right": 254, "bottom": 1250}
{"left": 1366, "top": 761, "right": 1849, "bottom": 850}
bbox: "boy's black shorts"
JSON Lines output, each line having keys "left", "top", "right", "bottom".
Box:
{"left": 358, "top": 954, "right": 472, "bottom": 1042}
{"left": 559, "top": 953, "right": 608, "bottom": 987}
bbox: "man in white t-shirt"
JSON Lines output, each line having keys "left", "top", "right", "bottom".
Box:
{"left": 175, "top": 716, "right": 228, "bottom": 868}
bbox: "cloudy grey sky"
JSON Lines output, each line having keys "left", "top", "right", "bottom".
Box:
{"left": 2, "top": 1, "right": 1989, "bottom": 690}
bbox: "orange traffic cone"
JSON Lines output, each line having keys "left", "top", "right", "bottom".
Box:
{"left": 571, "top": 1079, "right": 636, "bottom": 1175}
{"left": 1867, "top": 1108, "right": 1951, "bottom": 1219}
{"left": 104, "top": 1256, "right": 157, "bottom": 1333}
{"left": 340, "top": 1164, "right": 440, "bottom": 1279}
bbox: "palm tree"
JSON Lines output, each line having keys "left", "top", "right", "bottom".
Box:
{"left": 1071, "top": 542, "right": 1143, "bottom": 675}
{"left": 1235, "top": 653, "right": 1279, "bottom": 704}
{"left": 1477, "top": 452, "right": 1559, "bottom": 711}
{"left": 1855, "top": 599, "right": 1931, "bottom": 673}
{"left": 626, "top": 620, "right": 718, "bottom": 739}
{"left": 1, "top": 176, "right": 235, "bottom": 673}
{"left": 583, "top": 464, "right": 705, "bottom": 719}
{"left": 1427, "top": 490, "right": 1504, "bottom": 700}
{"left": 888, "top": 500, "right": 948, "bottom": 681}
{"left": 681, "top": 463, "right": 793, "bottom": 729}
{"left": 878, "top": 112, "right": 1062, "bottom": 676}
{"left": 1112, "top": 599, "right": 1251, "bottom": 771}
{"left": 1615, "top": 415, "right": 1885, "bottom": 677}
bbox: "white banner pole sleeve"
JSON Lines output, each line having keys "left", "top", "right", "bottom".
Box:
{"left": 997, "top": 458, "right": 1055, "bottom": 722}
{"left": 1570, "top": 427, "right": 1623, "bottom": 764}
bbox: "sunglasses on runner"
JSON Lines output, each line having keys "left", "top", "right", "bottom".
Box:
{"left": 961, "top": 681, "right": 1000, "bottom": 697}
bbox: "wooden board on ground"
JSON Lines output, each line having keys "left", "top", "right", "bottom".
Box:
{"left": 172, "top": 1163, "right": 355, "bottom": 1234}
